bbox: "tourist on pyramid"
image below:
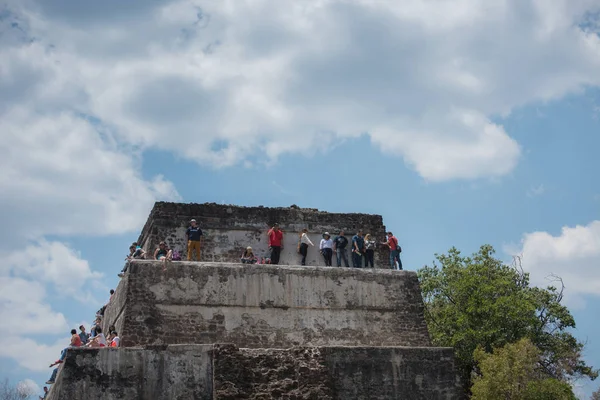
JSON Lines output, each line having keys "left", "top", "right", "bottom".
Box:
{"left": 297, "top": 228, "right": 314, "bottom": 266}
{"left": 154, "top": 241, "right": 173, "bottom": 271}
{"left": 351, "top": 230, "right": 365, "bottom": 268}
{"left": 267, "top": 223, "right": 284, "bottom": 264}
{"left": 86, "top": 327, "right": 107, "bottom": 348}
{"left": 333, "top": 231, "right": 350, "bottom": 267}
{"left": 364, "top": 234, "right": 376, "bottom": 268}
{"left": 186, "top": 219, "right": 203, "bottom": 261}
{"left": 241, "top": 246, "right": 258, "bottom": 264}
{"left": 108, "top": 331, "right": 120, "bottom": 347}
{"left": 320, "top": 232, "right": 334, "bottom": 266}
{"left": 78, "top": 325, "right": 90, "bottom": 345}
{"left": 46, "top": 329, "right": 83, "bottom": 384}
{"left": 382, "top": 232, "right": 403, "bottom": 270}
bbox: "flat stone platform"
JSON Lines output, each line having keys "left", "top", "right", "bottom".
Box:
{"left": 104, "top": 261, "right": 431, "bottom": 348}
{"left": 47, "top": 344, "right": 461, "bottom": 400}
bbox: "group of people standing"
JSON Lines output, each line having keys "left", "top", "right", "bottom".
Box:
{"left": 265, "top": 223, "right": 403, "bottom": 269}
{"left": 298, "top": 229, "right": 402, "bottom": 269}
{"left": 120, "top": 219, "right": 403, "bottom": 270}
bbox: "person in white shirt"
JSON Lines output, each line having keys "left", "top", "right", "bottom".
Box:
{"left": 87, "top": 327, "right": 108, "bottom": 347}
{"left": 319, "top": 232, "right": 334, "bottom": 266}
{"left": 110, "top": 331, "right": 120, "bottom": 348}
{"left": 297, "top": 228, "right": 314, "bottom": 266}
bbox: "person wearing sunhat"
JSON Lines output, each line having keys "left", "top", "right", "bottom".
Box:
{"left": 186, "top": 219, "right": 203, "bottom": 261}
{"left": 240, "top": 246, "right": 258, "bottom": 264}
{"left": 319, "top": 232, "right": 334, "bottom": 266}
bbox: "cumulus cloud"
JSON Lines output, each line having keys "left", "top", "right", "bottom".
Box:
{"left": 5, "top": 240, "right": 102, "bottom": 296}
{"left": 0, "top": 241, "right": 103, "bottom": 371}
{"left": 2, "top": 0, "right": 599, "bottom": 184}
{"left": 509, "top": 220, "right": 600, "bottom": 308}
{"left": 0, "top": 276, "right": 68, "bottom": 336}
{"left": 0, "top": 336, "right": 67, "bottom": 372}
{"left": 0, "top": 108, "right": 180, "bottom": 244}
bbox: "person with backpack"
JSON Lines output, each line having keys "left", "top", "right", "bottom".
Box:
{"left": 382, "top": 232, "right": 403, "bottom": 270}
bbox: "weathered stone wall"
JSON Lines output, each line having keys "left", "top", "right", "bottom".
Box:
{"left": 48, "top": 345, "right": 462, "bottom": 400}
{"left": 47, "top": 345, "right": 214, "bottom": 400}
{"left": 104, "top": 261, "right": 431, "bottom": 348}
{"left": 137, "top": 202, "right": 390, "bottom": 267}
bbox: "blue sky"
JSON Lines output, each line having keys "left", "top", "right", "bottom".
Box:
{"left": 0, "top": 0, "right": 599, "bottom": 398}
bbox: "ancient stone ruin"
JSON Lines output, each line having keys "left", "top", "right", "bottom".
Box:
{"left": 48, "top": 202, "right": 462, "bottom": 399}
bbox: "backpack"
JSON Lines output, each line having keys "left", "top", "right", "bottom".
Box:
{"left": 394, "top": 238, "right": 402, "bottom": 253}
{"left": 172, "top": 250, "right": 182, "bottom": 261}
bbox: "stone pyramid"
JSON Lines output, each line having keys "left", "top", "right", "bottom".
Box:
{"left": 47, "top": 203, "right": 462, "bottom": 399}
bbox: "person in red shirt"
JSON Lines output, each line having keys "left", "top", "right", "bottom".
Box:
{"left": 382, "top": 232, "right": 403, "bottom": 270}
{"left": 267, "top": 223, "right": 284, "bottom": 264}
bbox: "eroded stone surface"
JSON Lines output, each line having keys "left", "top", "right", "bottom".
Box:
{"left": 48, "top": 345, "right": 462, "bottom": 400}
{"left": 104, "top": 261, "right": 431, "bottom": 348}
{"left": 137, "top": 202, "right": 390, "bottom": 267}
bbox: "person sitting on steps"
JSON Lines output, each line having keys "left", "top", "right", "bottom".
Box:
{"left": 86, "top": 327, "right": 107, "bottom": 348}
{"left": 154, "top": 241, "right": 173, "bottom": 271}
{"left": 240, "top": 247, "right": 258, "bottom": 264}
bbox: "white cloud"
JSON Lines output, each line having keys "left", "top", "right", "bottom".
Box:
{"left": 0, "top": 336, "right": 66, "bottom": 372}
{"left": 1, "top": 0, "right": 599, "bottom": 184}
{"left": 5, "top": 240, "right": 102, "bottom": 296}
{"left": 0, "top": 241, "right": 102, "bottom": 372}
{"left": 0, "top": 107, "right": 180, "bottom": 244}
{"left": 0, "top": 277, "right": 68, "bottom": 336}
{"left": 509, "top": 221, "right": 600, "bottom": 307}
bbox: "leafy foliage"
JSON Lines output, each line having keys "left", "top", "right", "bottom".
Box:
{"left": 418, "top": 245, "right": 597, "bottom": 393}
{"left": 471, "top": 338, "right": 576, "bottom": 400}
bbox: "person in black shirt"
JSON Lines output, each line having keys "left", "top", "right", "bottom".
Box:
{"left": 186, "top": 219, "right": 203, "bottom": 261}
{"left": 351, "top": 230, "right": 365, "bottom": 268}
{"left": 333, "top": 231, "right": 350, "bottom": 267}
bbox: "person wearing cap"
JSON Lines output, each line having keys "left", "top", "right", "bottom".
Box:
{"left": 186, "top": 219, "right": 203, "bottom": 261}
{"left": 267, "top": 223, "right": 284, "bottom": 265}
{"left": 240, "top": 246, "right": 258, "bottom": 264}
{"left": 319, "top": 232, "right": 334, "bottom": 266}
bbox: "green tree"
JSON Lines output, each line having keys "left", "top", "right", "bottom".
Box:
{"left": 471, "top": 338, "right": 576, "bottom": 400}
{"left": 418, "top": 245, "right": 597, "bottom": 393}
